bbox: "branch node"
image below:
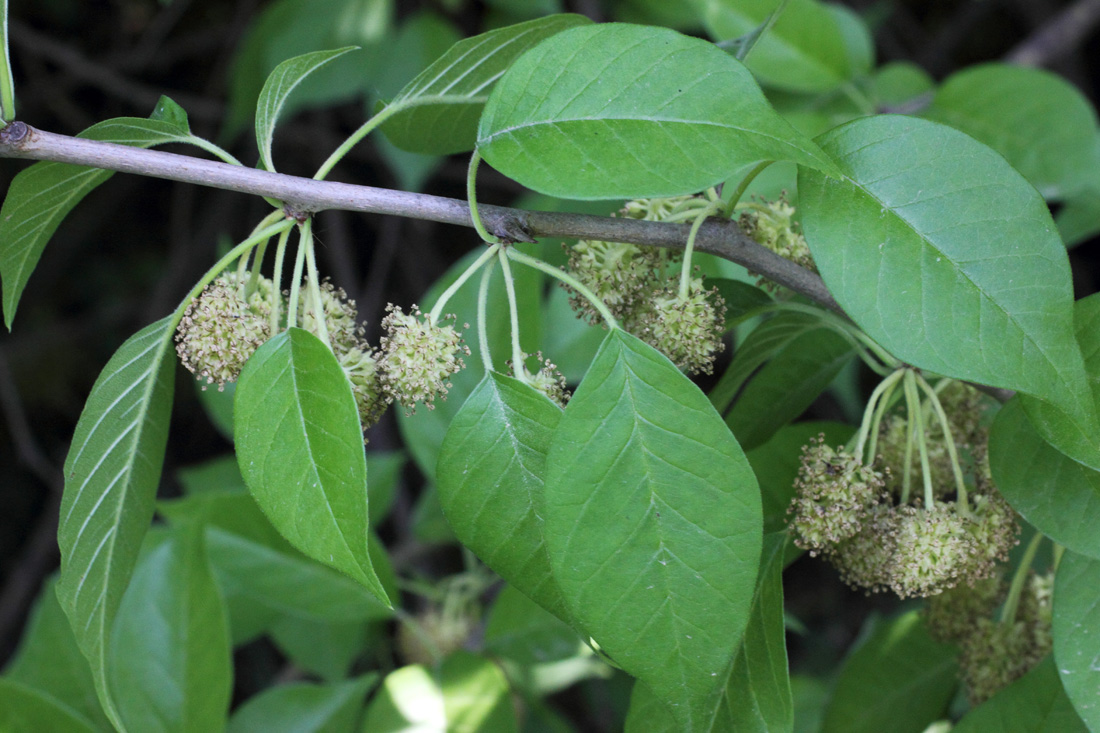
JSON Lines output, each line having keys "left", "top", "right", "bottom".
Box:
{"left": 0, "top": 121, "right": 30, "bottom": 147}
{"left": 488, "top": 212, "right": 536, "bottom": 245}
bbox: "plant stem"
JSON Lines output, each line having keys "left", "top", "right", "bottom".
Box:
{"left": 506, "top": 248, "right": 619, "bottom": 330}
{"left": 0, "top": 0, "right": 13, "bottom": 124}
{"left": 302, "top": 219, "right": 331, "bottom": 348}
{"left": 904, "top": 370, "right": 935, "bottom": 507}
{"left": 269, "top": 226, "right": 292, "bottom": 331}
{"left": 914, "top": 374, "right": 970, "bottom": 517}
{"left": 497, "top": 248, "right": 526, "bottom": 380}
{"left": 0, "top": 124, "right": 842, "bottom": 314}
{"left": 1000, "top": 532, "right": 1043, "bottom": 624}
{"left": 313, "top": 103, "right": 401, "bottom": 181}
{"left": 467, "top": 150, "right": 499, "bottom": 244}
{"left": 854, "top": 369, "right": 904, "bottom": 462}
{"left": 475, "top": 260, "right": 495, "bottom": 373}
{"left": 286, "top": 228, "right": 307, "bottom": 329}
{"left": 678, "top": 205, "right": 717, "bottom": 298}
{"left": 428, "top": 244, "right": 499, "bottom": 324}
{"left": 722, "top": 161, "right": 772, "bottom": 218}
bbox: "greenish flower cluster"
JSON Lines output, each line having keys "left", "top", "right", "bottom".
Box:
{"left": 788, "top": 381, "right": 1018, "bottom": 599}
{"left": 739, "top": 196, "right": 816, "bottom": 290}
{"left": 565, "top": 197, "right": 727, "bottom": 374}
{"left": 378, "top": 304, "right": 469, "bottom": 413}
{"left": 175, "top": 271, "right": 273, "bottom": 390}
{"left": 925, "top": 571, "right": 1053, "bottom": 704}
{"left": 514, "top": 352, "right": 570, "bottom": 407}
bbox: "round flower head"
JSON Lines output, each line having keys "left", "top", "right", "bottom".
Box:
{"left": 922, "top": 576, "right": 1004, "bottom": 645}
{"left": 631, "top": 276, "right": 726, "bottom": 375}
{"left": 515, "top": 352, "right": 569, "bottom": 407}
{"left": 339, "top": 344, "right": 388, "bottom": 435}
{"left": 958, "top": 617, "right": 1039, "bottom": 704}
{"left": 566, "top": 239, "right": 664, "bottom": 323}
{"left": 828, "top": 503, "right": 902, "bottom": 594}
{"left": 298, "top": 278, "right": 363, "bottom": 353}
{"left": 787, "top": 438, "right": 886, "bottom": 553}
{"left": 739, "top": 196, "right": 816, "bottom": 290}
{"left": 888, "top": 502, "right": 979, "bottom": 598}
{"left": 175, "top": 271, "right": 273, "bottom": 390}
{"left": 378, "top": 304, "right": 469, "bottom": 412}
{"left": 958, "top": 489, "right": 1019, "bottom": 584}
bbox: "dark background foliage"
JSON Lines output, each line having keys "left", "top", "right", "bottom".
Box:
{"left": 1, "top": 0, "right": 1098, "bottom": 719}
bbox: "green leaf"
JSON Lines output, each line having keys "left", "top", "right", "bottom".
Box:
{"left": 1053, "top": 551, "right": 1100, "bottom": 729}
{"left": 869, "top": 62, "right": 934, "bottom": 108}
{"left": 0, "top": 118, "right": 207, "bottom": 327}
{"left": 798, "top": 114, "right": 1091, "bottom": 422}
{"left": 695, "top": 0, "right": 854, "bottom": 92}
{"left": 379, "top": 13, "right": 591, "bottom": 155}
{"left": 149, "top": 95, "right": 191, "bottom": 133}
{"left": 269, "top": 616, "right": 368, "bottom": 682}
{"left": 483, "top": 585, "right": 606, "bottom": 696}
{"left": 437, "top": 372, "right": 570, "bottom": 622}
{"left": 107, "top": 523, "right": 232, "bottom": 733}
{"left": 923, "top": 64, "right": 1100, "bottom": 200}
{"left": 360, "top": 653, "right": 518, "bottom": 732}
{"left": 477, "top": 23, "right": 839, "bottom": 201}
{"left": 4, "top": 577, "right": 111, "bottom": 731}
{"left": 746, "top": 421, "right": 854, "bottom": 534}
{"left": 224, "top": 0, "right": 393, "bottom": 137}
{"left": 0, "top": 679, "right": 99, "bottom": 733}
{"left": 158, "top": 492, "right": 392, "bottom": 637}
{"left": 254, "top": 47, "right": 356, "bottom": 172}
{"left": 989, "top": 399, "right": 1100, "bottom": 560}
{"left": 624, "top": 533, "right": 794, "bottom": 732}
{"left": 177, "top": 456, "right": 246, "bottom": 496}
{"left": 234, "top": 327, "right": 389, "bottom": 606}
{"left": 722, "top": 323, "right": 856, "bottom": 451}
{"left": 543, "top": 329, "right": 762, "bottom": 729}
{"left": 820, "top": 611, "right": 957, "bottom": 733}
{"left": 56, "top": 317, "right": 176, "bottom": 728}
{"left": 953, "top": 657, "right": 1087, "bottom": 732}
{"left": 227, "top": 676, "right": 376, "bottom": 733}
{"left": 397, "top": 246, "right": 542, "bottom": 478}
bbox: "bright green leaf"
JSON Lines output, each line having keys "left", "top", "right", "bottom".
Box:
{"left": 624, "top": 533, "right": 794, "bottom": 732}
{"left": 360, "top": 653, "right": 518, "bottom": 733}
{"left": 149, "top": 95, "right": 191, "bottom": 133}
{"left": 228, "top": 676, "right": 377, "bottom": 733}
{"left": 0, "top": 119, "right": 209, "bottom": 327}
{"left": 724, "top": 325, "right": 856, "bottom": 451}
{"left": 255, "top": 47, "right": 356, "bottom": 172}
{"left": 437, "top": 372, "right": 570, "bottom": 622}
{"left": 953, "top": 657, "right": 1087, "bottom": 732}
{"left": 923, "top": 64, "right": 1100, "bottom": 200}
{"left": 869, "top": 62, "right": 934, "bottom": 108}
{"left": 269, "top": 616, "right": 368, "bottom": 682}
{"left": 821, "top": 611, "right": 957, "bottom": 733}
{"left": 234, "top": 327, "right": 389, "bottom": 606}
{"left": 543, "top": 329, "right": 762, "bottom": 729}
{"left": 798, "top": 115, "right": 1091, "bottom": 423}
{"left": 4, "top": 577, "right": 111, "bottom": 731}
{"left": 56, "top": 317, "right": 176, "bottom": 728}
{"left": 380, "top": 14, "right": 591, "bottom": 155}
{"left": 989, "top": 399, "right": 1100, "bottom": 561}
{"left": 477, "top": 23, "right": 839, "bottom": 200}
{"left": 694, "top": 0, "right": 853, "bottom": 92}
{"left": 0, "top": 679, "right": 99, "bottom": 733}
{"left": 1053, "top": 550, "right": 1100, "bottom": 729}
{"left": 108, "top": 524, "right": 232, "bottom": 733}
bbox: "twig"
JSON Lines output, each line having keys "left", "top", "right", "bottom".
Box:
{"left": 1006, "top": 0, "right": 1100, "bottom": 66}
{"left": 0, "top": 123, "right": 842, "bottom": 314}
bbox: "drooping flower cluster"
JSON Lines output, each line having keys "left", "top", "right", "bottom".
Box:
{"left": 924, "top": 570, "right": 1053, "bottom": 704}
{"left": 175, "top": 271, "right": 273, "bottom": 390}
{"left": 377, "top": 304, "right": 469, "bottom": 413}
{"left": 739, "top": 196, "right": 816, "bottom": 291}
{"left": 787, "top": 378, "right": 1018, "bottom": 599}
{"left": 512, "top": 352, "right": 570, "bottom": 407}
{"left": 564, "top": 196, "right": 727, "bottom": 374}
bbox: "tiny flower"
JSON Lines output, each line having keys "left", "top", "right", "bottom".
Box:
{"left": 620, "top": 195, "right": 700, "bottom": 222}
{"left": 740, "top": 196, "right": 816, "bottom": 290}
{"left": 378, "top": 304, "right": 469, "bottom": 413}
{"left": 630, "top": 276, "right": 726, "bottom": 374}
{"left": 922, "top": 576, "right": 1005, "bottom": 645}
{"left": 175, "top": 271, "right": 273, "bottom": 389}
{"left": 514, "top": 352, "right": 570, "bottom": 407}
{"left": 887, "top": 502, "right": 977, "bottom": 598}
{"left": 566, "top": 239, "right": 664, "bottom": 323}
{"left": 828, "top": 503, "right": 901, "bottom": 594}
